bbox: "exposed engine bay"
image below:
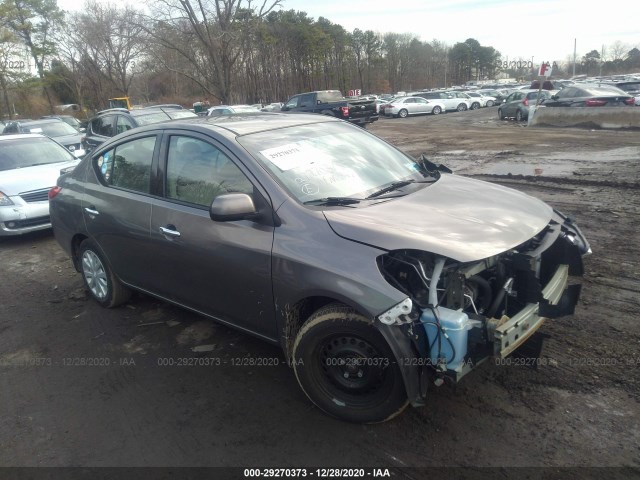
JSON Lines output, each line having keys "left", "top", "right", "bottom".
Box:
{"left": 377, "top": 210, "right": 590, "bottom": 381}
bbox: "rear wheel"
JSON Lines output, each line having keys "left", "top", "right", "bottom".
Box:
{"left": 516, "top": 109, "right": 524, "bottom": 122}
{"left": 471, "top": 102, "right": 481, "bottom": 110}
{"left": 432, "top": 106, "right": 442, "bottom": 115}
{"left": 498, "top": 108, "right": 505, "bottom": 120}
{"left": 398, "top": 109, "right": 408, "bottom": 118}
{"left": 79, "top": 239, "right": 131, "bottom": 308}
{"left": 292, "top": 303, "right": 408, "bottom": 423}
{"left": 457, "top": 103, "right": 467, "bottom": 112}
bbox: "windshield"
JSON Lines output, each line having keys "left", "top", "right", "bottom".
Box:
{"left": 237, "top": 122, "right": 429, "bottom": 204}
{"left": 167, "top": 110, "right": 198, "bottom": 119}
{"left": 133, "top": 111, "right": 172, "bottom": 125}
{"left": 0, "top": 137, "right": 76, "bottom": 171}
{"left": 26, "top": 121, "right": 78, "bottom": 137}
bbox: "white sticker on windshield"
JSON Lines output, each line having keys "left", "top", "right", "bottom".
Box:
{"left": 260, "top": 143, "right": 322, "bottom": 171}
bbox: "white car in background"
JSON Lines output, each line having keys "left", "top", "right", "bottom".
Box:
{"left": 384, "top": 96, "right": 446, "bottom": 118}
{"left": 413, "top": 91, "right": 472, "bottom": 112}
{"left": 466, "top": 91, "right": 497, "bottom": 107}
{"left": 0, "top": 134, "right": 80, "bottom": 236}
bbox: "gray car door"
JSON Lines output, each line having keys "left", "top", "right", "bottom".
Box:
{"left": 83, "top": 133, "right": 159, "bottom": 287}
{"left": 148, "top": 133, "right": 276, "bottom": 339}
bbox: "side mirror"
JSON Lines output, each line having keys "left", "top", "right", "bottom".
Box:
{"left": 210, "top": 193, "right": 257, "bottom": 222}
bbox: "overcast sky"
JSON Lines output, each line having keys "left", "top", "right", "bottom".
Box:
{"left": 57, "top": 0, "right": 639, "bottom": 65}
{"left": 284, "top": 0, "right": 639, "bottom": 64}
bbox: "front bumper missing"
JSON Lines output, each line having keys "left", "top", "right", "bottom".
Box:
{"left": 491, "top": 264, "right": 571, "bottom": 358}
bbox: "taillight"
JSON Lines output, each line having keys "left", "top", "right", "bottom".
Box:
{"left": 585, "top": 99, "right": 607, "bottom": 106}
{"left": 48, "top": 186, "right": 62, "bottom": 200}
{"left": 522, "top": 98, "right": 529, "bottom": 106}
{"left": 341, "top": 106, "right": 349, "bottom": 117}
{"left": 624, "top": 98, "right": 635, "bottom": 105}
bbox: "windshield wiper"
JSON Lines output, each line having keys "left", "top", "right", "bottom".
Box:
{"left": 365, "top": 180, "right": 417, "bottom": 199}
{"left": 303, "top": 196, "right": 362, "bottom": 206}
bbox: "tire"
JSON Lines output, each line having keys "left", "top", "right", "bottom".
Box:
{"left": 292, "top": 303, "right": 408, "bottom": 423}
{"left": 485, "top": 100, "right": 494, "bottom": 107}
{"left": 498, "top": 108, "right": 505, "bottom": 120}
{"left": 432, "top": 106, "right": 442, "bottom": 115}
{"left": 456, "top": 103, "right": 467, "bottom": 112}
{"left": 398, "top": 109, "right": 408, "bottom": 118}
{"left": 78, "top": 239, "right": 131, "bottom": 308}
{"left": 516, "top": 109, "right": 524, "bottom": 122}
{"left": 471, "top": 102, "right": 480, "bottom": 110}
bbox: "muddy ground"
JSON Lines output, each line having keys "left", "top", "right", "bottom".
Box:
{"left": 1, "top": 107, "right": 639, "bottom": 474}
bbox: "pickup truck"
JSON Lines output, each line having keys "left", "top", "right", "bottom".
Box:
{"left": 281, "top": 90, "right": 378, "bottom": 126}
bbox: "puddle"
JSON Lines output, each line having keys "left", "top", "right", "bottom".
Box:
{"left": 482, "top": 163, "right": 575, "bottom": 176}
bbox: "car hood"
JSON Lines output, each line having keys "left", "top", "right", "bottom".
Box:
{"left": 323, "top": 174, "right": 553, "bottom": 263}
{"left": 0, "top": 160, "right": 80, "bottom": 196}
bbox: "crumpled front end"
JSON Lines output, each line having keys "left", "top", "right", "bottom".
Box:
{"left": 375, "top": 209, "right": 589, "bottom": 404}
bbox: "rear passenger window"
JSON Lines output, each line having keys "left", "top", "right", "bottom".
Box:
{"left": 96, "top": 136, "right": 156, "bottom": 193}
{"left": 165, "top": 136, "right": 253, "bottom": 207}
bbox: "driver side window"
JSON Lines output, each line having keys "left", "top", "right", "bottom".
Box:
{"left": 166, "top": 136, "right": 253, "bottom": 207}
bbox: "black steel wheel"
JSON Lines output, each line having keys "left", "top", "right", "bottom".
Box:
{"left": 78, "top": 239, "right": 131, "bottom": 308}
{"left": 292, "top": 303, "right": 408, "bottom": 423}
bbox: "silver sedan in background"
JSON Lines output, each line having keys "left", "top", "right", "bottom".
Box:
{"left": 384, "top": 96, "right": 446, "bottom": 118}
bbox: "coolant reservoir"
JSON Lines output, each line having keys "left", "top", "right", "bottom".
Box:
{"left": 422, "top": 307, "right": 477, "bottom": 372}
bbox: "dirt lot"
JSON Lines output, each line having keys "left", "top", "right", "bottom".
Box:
{"left": 1, "top": 108, "right": 639, "bottom": 474}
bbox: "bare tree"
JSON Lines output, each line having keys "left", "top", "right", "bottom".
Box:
{"left": 141, "top": 0, "right": 281, "bottom": 104}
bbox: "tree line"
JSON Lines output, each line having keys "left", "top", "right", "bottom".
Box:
{"left": 1, "top": 0, "right": 639, "bottom": 118}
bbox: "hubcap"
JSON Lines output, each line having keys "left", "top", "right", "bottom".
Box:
{"left": 319, "top": 335, "right": 386, "bottom": 395}
{"left": 82, "top": 250, "right": 108, "bottom": 300}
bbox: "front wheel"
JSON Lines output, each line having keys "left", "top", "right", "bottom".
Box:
{"left": 457, "top": 103, "right": 467, "bottom": 112}
{"left": 398, "top": 109, "right": 408, "bottom": 118}
{"left": 79, "top": 239, "right": 131, "bottom": 308}
{"left": 292, "top": 303, "right": 408, "bottom": 423}
{"left": 486, "top": 100, "right": 494, "bottom": 107}
{"left": 471, "top": 102, "right": 480, "bottom": 110}
{"left": 498, "top": 108, "right": 505, "bottom": 120}
{"left": 432, "top": 106, "right": 442, "bottom": 115}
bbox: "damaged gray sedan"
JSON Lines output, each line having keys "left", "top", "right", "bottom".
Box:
{"left": 50, "top": 114, "right": 589, "bottom": 423}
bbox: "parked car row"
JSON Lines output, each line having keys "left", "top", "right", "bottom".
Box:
{"left": 498, "top": 84, "right": 636, "bottom": 122}
{"left": 380, "top": 89, "right": 502, "bottom": 119}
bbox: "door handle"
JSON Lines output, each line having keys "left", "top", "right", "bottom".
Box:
{"left": 84, "top": 207, "right": 99, "bottom": 216}
{"left": 159, "top": 226, "right": 181, "bottom": 237}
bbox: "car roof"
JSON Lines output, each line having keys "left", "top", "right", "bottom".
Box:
{"left": 0, "top": 133, "right": 48, "bottom": 141}
{"left": 12, "top": 118, "right": 64, "bottom": 126}
{"left": 114, "top": 113, "right": 337, "bottom": 138}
